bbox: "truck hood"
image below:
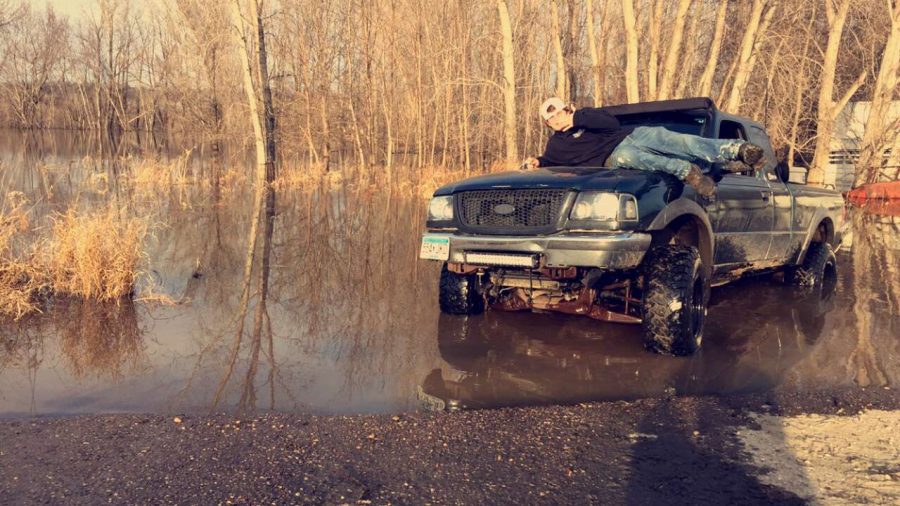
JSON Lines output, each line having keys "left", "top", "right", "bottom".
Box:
{"left": 433, "top": 168, "right": 671, "bottom": 197}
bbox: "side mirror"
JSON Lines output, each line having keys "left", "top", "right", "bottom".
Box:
{"left": 775, "top": 161, "right": 789, "bottom": 183}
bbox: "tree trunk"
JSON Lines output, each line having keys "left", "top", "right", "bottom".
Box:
{"left": 498, "top": 0, "right": 518, "bottom": 164}
{"left": 551, "top": 0, "right": 567, "bottom": 99}
{"left": 788, "top": 11, "right": 817, "bottom": 170}
{"left": 215, "top": 0, "right": 276, "bottom": 410}
{"left": 674, "top": 7, "right": 702, "bottom": 99}
{"left": 855, "top": 2, "right": 900, "bottom": 185}
{"left": 698, "top": 0, "right": 728, "bottom": 98}
{"left": 808, "top": 0, "right": 855, "bottom": 186}
{"left": 646, "top": 0, "right": 663, "bottom": 101}
{"left": 586, "top": 0, "right": 603, "bottom": 106}
{"left": 254, "top": 1, "right": 276, "bottom": 180}
{"left": 656, "top": 0, "right": 691, "bottom": 101}
{"left": 621, "top": 0, "right": 640, "bottom": 103}
{"left": 724, "top": 0, "right": 766, "bottom": 113}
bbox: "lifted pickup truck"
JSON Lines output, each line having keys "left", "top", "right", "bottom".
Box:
{"left": 419, "top": 98, "right": 845, "bottom": 356}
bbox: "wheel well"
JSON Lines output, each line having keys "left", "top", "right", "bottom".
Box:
{"left": 812, "top": 219, "right": 834, "bottom": 246}
{"left": 651, "top": 215, "right": 713, "bottom": 271}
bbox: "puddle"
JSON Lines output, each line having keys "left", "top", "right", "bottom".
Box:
{"left": 1, "top": 131, "right": 898, "bottom": 416}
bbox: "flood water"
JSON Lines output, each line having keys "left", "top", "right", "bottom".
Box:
{"left": 1, "top": 131, "right": 898, "bottom": 416}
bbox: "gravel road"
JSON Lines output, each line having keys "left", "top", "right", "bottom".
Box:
{"left": 1, "top": 388, "right": 897, "bottom": 505}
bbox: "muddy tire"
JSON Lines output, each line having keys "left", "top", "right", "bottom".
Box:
{"left": 786, "top": 242, "right": 835, "bottom": 289}
{"left": 439, "top": 265, "right": 485, "bottom": 315}
{"left": 641, "top": 245, "right": 708, "bottom": 356}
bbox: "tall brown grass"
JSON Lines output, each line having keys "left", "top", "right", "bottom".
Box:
{"left": 0, "top": 198, "right": 149, "bottom": 320}
{"left": 45, "top": 207, "right": 147, "bottom": 301}
{"left": 0, "top": 196, "right": 46, "bottom": 320}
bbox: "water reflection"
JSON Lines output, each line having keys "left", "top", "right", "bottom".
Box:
{"left": 420, "top": 270, "right": 840, "bottom": 409}
{"left": 0, "top": 131, "right": 898, "bottom": 415}
{"left": 57, "top": 301, "right": 145, "bottom": 380}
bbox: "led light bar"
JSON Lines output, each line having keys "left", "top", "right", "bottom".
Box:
{"left": 464, "top": 252, "right": 538, "bottom": 268}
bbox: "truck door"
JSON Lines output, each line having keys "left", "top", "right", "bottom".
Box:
{"left": 747, "top": 125, "right": 795, "bottom": 262}
{"left": 710, "top": 120, "right": 774, "bottom": 269}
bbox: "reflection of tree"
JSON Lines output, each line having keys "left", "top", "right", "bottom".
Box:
{"left": 0, "top": 313, "right": 47, "bottom": 414}
{"left": 175, "top": 178, "right": 439, "bottom": 414}
{"left": 210, "top": 180, "right": 277, "bottom": 413}
{"left": 847, "top": 210, "right": 899, "bottom": 386}
{"left": 57, "top": 300, "right": 144, "bottom": 380}
{"left": 1, "top": 299, "right": 145, "bottom": 414}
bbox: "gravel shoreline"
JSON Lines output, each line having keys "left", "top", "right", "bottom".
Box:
{"left": 1, "top": 388, "right": 897, "bottom": 505}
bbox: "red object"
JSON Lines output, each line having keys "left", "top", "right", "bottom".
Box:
{"left": 846, "top": 181, "right": 900, "bottom": 217}
{"left": 847, "top": 181, "right": 900, "bottom": 203}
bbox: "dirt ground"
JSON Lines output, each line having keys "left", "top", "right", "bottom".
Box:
{"left": 738, "top": 407, "right": 900, "bottom": 505}
{"left": 1, "top": 388, "right": 898, "bottom": 505}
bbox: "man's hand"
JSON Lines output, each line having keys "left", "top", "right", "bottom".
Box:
{"left": 523, "top": 157, "right": 540, "bottom": 170}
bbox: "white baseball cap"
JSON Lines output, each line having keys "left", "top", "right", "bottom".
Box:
{"left": 539, "top": 97, "right": 567, "bottom": 121}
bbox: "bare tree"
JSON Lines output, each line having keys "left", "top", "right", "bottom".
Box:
{"left": 656, "top": 0, "right": 691, "bottom": 101}
{"left": 498, "top": 0, "right": 518, "bottom": 165}
{"left": 855, "top": 0, "right": 900, "bottom": 184}
{"left": 725, "top": 0, "right": 776, "bottom": 113}
{"left": 621, "top": 0, "right": 640, "bottom": 103}
{"left": 551, "top": 0, "right": 568, "bottom": 99}
{"left": 698, "top": 0, "right": 729, "bottom": 98}
{"left": 586, "top": 0, "right": 609, "bottom": 106}
{"left": 808, "top": 0, "right": 868, "bottom": 186}
{"left": 0, "top": 0, "right": 24, "bottom": 30}
{"left": 0, "top": 5, "right": 69, "bottom": 128}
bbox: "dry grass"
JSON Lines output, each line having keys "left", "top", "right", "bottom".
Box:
{"left": 45, "top": 206, "right": 147, "bottom": 301}
{"left": 129, "top": 150, "right": 194, "bottom": 187}
{"left": 0, "top": 197, "right": 150, "bottom": 320}
{"left": 0, "top": 194, "right": 47, "bottom": 320}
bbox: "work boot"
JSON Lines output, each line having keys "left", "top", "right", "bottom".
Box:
{"left": 684, "top": 164, "right": 715, "bottom": 199}
{"left": 722, "top": 160, "right": 753, "bottom": 174}
{"left": 738, "top": 143, "right": 766, "bottom": 171}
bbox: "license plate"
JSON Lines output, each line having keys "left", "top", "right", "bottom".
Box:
{"left": 419, "top": 236, "right": 450, "bottom": 261}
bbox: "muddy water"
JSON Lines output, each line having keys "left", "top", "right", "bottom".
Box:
{"left": 1, "top": 131, "right": 898, "bottom": 416}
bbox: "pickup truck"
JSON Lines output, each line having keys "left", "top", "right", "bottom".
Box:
{"left": 419, "top": 97, "right": 845, "bottom": 356}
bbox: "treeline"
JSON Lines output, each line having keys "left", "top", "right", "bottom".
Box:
{"left": 0, "top": 0, "right": 898, "bottom": 183}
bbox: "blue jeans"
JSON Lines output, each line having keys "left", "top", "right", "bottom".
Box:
{"left": 608, "top": 126, "right": 744, "bottom": 179}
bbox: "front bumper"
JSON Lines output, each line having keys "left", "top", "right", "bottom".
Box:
{"left": 420, "top": 231, "right": 652, "bottom": 269}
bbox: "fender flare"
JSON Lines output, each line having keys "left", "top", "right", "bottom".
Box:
{"left": 646, "top": 198, "right": 715, "bottom": 274}
{"left": 796, "top": 207, "right": 836, "bottom": 265}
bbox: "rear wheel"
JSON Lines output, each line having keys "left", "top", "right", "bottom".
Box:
{"left": 438, "top": 264, "right": 485, "bottom": 315}
{"left": 641, "top": 245, "right": 708, "bottom": 356}
{"left": 785, "top": 242, "right": 835, "bottom": 289}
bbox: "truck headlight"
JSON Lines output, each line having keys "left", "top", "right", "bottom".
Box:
{"left": 570, "top": 192, "right": 638, "bottom": 222}
{"left": 428, "top": 196, "right": 454, "bottom": 221}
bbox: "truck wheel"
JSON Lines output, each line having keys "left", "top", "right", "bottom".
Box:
{"left": 439, "top": 265, "right": 485, "bottom": 315}
{"left": 786, "top": 242, "right": 835, "bottom": 289}
{"left": 641, "top": 245, "right": 708, "bottom": 356}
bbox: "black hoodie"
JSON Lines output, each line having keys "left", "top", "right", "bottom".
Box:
{"left": 537, "top": 107, "right": 634, "bottom": 168}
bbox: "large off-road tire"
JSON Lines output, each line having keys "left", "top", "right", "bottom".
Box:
{"left": 641, "top": 245, "right": 709, "bottom": 356}
{"left": 785, "top": 242, "right": 836, "bottom": 289}
{"left": 438, "top": 265, "right": 485, "bottom": 315}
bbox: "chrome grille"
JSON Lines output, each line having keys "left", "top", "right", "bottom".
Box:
{"left": 458, "top": 189, "right": 569, "bottom": 233}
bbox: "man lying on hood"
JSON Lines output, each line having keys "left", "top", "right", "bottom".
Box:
{"left": 524, "top": 97, "right": 766, "bottom": 198}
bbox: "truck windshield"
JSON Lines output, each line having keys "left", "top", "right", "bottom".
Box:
{"left": 616, "top": 111, "right": 708, "bottom": 136}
